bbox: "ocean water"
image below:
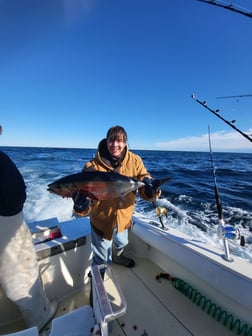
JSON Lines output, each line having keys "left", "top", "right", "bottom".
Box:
{"left": 2, "top": 146, "right": 252, "bottom": 263}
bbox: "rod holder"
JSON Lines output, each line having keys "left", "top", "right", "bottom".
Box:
{"left": 218, "top": 224, "right": 241, "bottom": 262}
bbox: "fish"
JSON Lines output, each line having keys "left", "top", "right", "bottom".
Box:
{"left": 48, "top": 171, "right": 145, "bottom": 200}
{"left": 47, "top": 171, "right": 170, "bottom": 201}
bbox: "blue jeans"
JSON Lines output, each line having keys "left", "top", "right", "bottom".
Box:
{"left": 91, "top": 225, "right": 129, "bottom": 267}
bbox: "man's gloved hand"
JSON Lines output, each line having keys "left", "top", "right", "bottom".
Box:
{"left": 143, "top": 177, "right": 161, "bottom": 199}
{"left": 72, "top": 191, "right": 89, "bottom": 213}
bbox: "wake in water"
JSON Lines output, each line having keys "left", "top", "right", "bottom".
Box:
{"left": 136, "top": 195, "right": 252, "bottom": 264}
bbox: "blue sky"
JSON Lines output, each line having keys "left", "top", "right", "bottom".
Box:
{"left": 0, "top": 0, "right": 252, "bottom": 152}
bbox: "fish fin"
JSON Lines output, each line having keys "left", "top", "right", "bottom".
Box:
{"left": 153, "top": 177, "right": 170, "bottom": 188}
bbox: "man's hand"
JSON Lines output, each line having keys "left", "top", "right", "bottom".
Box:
{"left": 72, "top": 191, "right": 89, "bottom": 213}
{"left": 143, "top": 177, "right": 161, "bottom": 199}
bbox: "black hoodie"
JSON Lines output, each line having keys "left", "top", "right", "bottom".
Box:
{"left": 0, "top": 151, "right": 26, "bottom": 216}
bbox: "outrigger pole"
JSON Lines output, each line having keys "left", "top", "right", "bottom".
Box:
{"left": 197, "top": 0, "right": 252, "bottom": 19}
{"left": 216, "top": 94, "right": 252, "bottom": 99}
{"left": 192, "top": 94, "right": 252, "bottom": 143}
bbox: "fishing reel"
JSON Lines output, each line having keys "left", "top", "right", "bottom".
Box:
{"left": 155, "top": 206, "right": 168, "bottom": 218}
{"left": 218, "top": 225, "right": 245, "bottom": 246}
{"left": 155, "top": 206, "right": 169, "bottom": 230}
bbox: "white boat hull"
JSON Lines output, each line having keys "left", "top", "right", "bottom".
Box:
{"left": 0, "top": 213, "right": 251, "bottom": 335}
{"left": 131, "top": 213, "right": 252, "bottom": 325}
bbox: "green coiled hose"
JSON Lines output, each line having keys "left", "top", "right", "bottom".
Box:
{"left": 171, "top": 277, "right": 252, "bottom": 336}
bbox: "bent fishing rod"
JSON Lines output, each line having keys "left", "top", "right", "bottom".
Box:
{"left": 197, "top": 0, "right": 252, "bottom": 19}
{"left": 192, "top": 94, "right": 252, "bottom": 143}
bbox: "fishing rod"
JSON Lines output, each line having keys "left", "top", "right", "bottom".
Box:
{"left": 208, "top": 126, "right": 223, "bottom": 222}
{"left": 197, "top": 0, "right": 252, "bottom": 19}
{"left": 153, "top": 201, "right": 168, "bottom": 230}
{"left": 216, "top": 94, "right": 252, "bottom": 99}
{"left": 143, "top": 177, "right": 169, "bottom": 230}
{"left": 208, "top": 126, "right": 245, "bottom": 261}
{"left": 192, "top": 94, "right": 252, "bottom": 143}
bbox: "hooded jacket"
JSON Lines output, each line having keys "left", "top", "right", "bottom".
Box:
{"left": 80, "top": 139, "right": 151, "bottom": 240}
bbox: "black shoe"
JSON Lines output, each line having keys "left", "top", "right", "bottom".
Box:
{"left": 112, "top": 254, "right": 135, "bottom": 268}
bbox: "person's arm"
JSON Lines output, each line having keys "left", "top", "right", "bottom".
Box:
{"left": 135, "top": 155, "right": 162, "bottom": 202}
{"left": 72, "top": 191, "right": 90, "bottom": 217}
{"left": 0, "top": 151, "right": 26, "bottom": 216}
{"left": 138, "top": 177, "right": 162, "bottom": 201}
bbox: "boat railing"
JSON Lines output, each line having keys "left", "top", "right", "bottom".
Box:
{"left": 91, "top": 264, "right": 127, "bottom": 335}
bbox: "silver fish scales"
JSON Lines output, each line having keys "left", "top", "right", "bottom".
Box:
{"left": 48, "top": 171, "right": 146, "bottom": 200}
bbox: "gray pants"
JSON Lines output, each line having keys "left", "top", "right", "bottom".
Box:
{"left": 0, "top": 211, "right": 56, "bottom": 329}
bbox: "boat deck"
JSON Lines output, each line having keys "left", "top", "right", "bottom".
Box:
{"left": 46, "top": 257, "right": 236, "bottom": 336}
{"left": 110, "top": 258, "right": 235, "bottom": 336}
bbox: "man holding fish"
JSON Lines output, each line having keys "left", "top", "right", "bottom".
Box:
{"left": 71, "top": 126, "right": 162, "bottom": 269}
